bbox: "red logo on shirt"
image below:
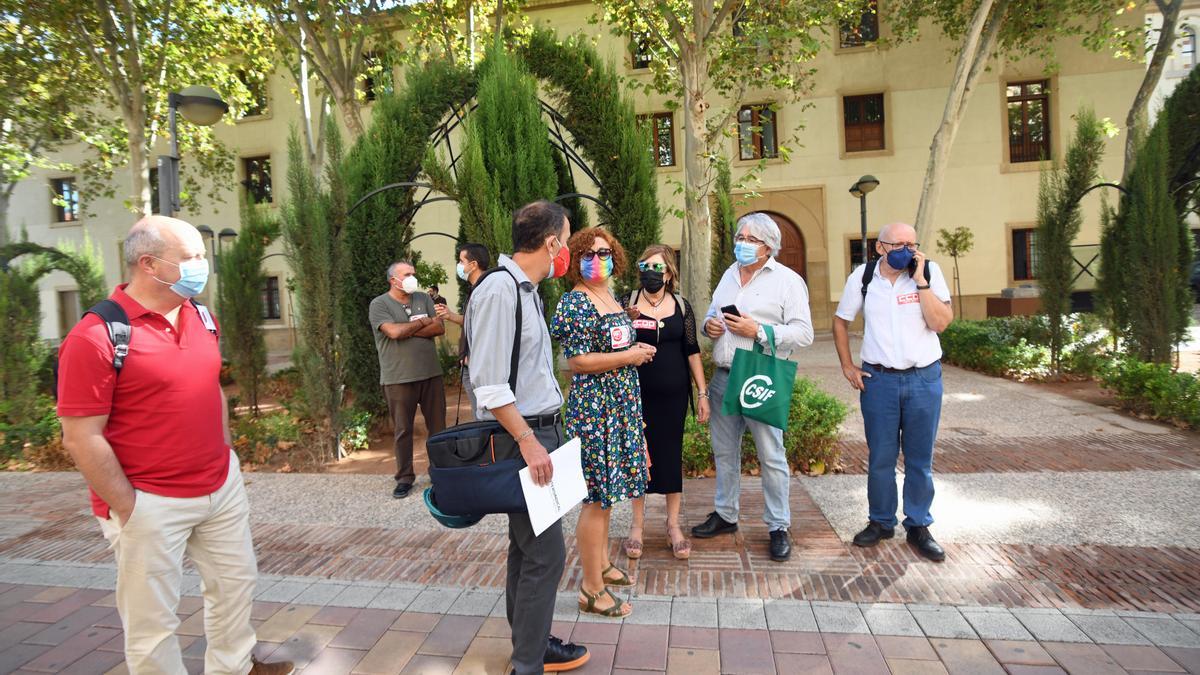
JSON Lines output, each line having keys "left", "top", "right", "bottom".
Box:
{"left": 632, "top": 318, "right": 657, "bottom": 331}
{"left": 897, "top": 292, "right": 920, "bottom": 305}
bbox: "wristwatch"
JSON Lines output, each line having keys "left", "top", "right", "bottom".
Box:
{"left": 916, "top": 284, "right": 931, "bottom": 290}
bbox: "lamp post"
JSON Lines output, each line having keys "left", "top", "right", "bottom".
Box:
{"left": 157, "top": 85, "right": 229, "bottom": 216}
{"left": 849, "top": 175, "right": 880, "bottom": 266}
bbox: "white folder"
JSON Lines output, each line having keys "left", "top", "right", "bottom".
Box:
{"left": 518, "top": 437, "right": 587, "bottom": 536}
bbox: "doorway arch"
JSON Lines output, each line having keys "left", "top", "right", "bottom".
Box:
{"left": 762, "top": 211, "right": 806, "bottom": 280}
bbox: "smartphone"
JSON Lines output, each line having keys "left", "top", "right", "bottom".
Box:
{"left": 721, "top": 304, "right": 741, "bottom": 317}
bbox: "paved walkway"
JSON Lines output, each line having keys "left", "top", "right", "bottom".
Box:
{"left": 1, "top": 337, "right": 1198, "bottom": 673}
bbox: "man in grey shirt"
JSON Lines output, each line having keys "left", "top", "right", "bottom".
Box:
{"left": 464, "top": 201, "right": 589, "bottom": 675}
{"left": 369, "top": 260, "right": 445, "bottom": 499}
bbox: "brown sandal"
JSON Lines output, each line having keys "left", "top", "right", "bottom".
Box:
{"left": 667, "top": 522, "right": 692, "bottom": 560}
{"left": 623, "top": 537, "right": 643, "bottom": 559}
{"left": 602, "top": 563, "right": 634, "bottom": 587}
{"left": 578, "top": 586, "right": 632, "bottom": 618}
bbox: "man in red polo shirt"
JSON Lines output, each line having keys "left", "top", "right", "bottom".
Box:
{"left": 58, "top": 216, "right": 291, "bottom": 675}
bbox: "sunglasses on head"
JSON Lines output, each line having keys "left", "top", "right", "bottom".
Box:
{"left": 582, "top": 248, "right": 613, "bottom": 261}
{"left": 638, "top": 261, "right": 667, "bottom": 273}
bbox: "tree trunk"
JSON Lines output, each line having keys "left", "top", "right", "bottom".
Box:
{"left": 679, "top": 51, "right": 714, "bottom": 310}
{"left": 126, "top": 117, "right": 152, "bottom": 218}
{"left": 335, "top": 91, "right": 365, "bottom": 141}
{"left": 1123, "top": 0, "right": 1182, "bottom": 183}
{"left": 912, "top": 0, "right": 1006, "bottom": 236}
{"left": 0, "top": 189, "right": 10, "bottom": 250}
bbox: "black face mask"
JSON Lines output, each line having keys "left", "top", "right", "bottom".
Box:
{"left": 639, "top": 270, "right": 666, "bottom": 293}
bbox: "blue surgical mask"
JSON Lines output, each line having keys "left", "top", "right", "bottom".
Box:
{"left": 886, "top": 248, "right": 914, "bottom": 271}
{"left": 734, "top": 241, "right": 762, "bottom": 266}
{"left": 153, "top": 257, "right": 209, "bottom": 298}
{"left": 456, "top": 262, "right": 469, "bottom": 282}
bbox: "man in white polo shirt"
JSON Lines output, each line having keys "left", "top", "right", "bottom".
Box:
{"left": 832, "top": 222, "right": 953, "bottom": 562}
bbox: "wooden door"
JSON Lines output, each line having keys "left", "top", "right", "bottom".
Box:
{"left": 771, "top": 212, "right": 806, "bottom": 280}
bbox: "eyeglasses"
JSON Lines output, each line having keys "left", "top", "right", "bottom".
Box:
{"left": 734, "top": 235, "right": 765, "bottom": 246}
{"left": 637, "top": 261, "right": 667, "bottom": 273}
{"left": 582, "top": 248, "right": 613, "bottom": 261}
{"left": 879, "top": 240, "right": 920, "bottom": 252}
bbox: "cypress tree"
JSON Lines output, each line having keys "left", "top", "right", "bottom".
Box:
{"left": 473, "top": 48, "right": 558, "bottom": 251}
{"left": 218, "top": 204, "right": 278, "bottom": 413}
{"left": 1035, "top": 107, "right": 1104, "bottom": 373}
{"left": 1116, "top": 122, "right": 1189, "bottom": 363}
{"left": 339, "top": 60, "right": 475, "bottom": 414}
{"left": 282, "top": 124, "right": 346, "bottom": 460}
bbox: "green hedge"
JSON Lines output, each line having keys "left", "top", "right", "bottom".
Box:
{"left": 1100, "top": 359, "right": 1200, "bottom": 429}
{"left": 939, "top": 314, "right": 1106, "bottom": 380}
{"left": 681, "top": 376, "right": 847, "bottom": 476}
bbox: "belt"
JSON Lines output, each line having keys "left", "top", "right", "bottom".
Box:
{"left": 864, "top": 360, "right": 939, "bottom": 375}
{"left": 524, "top": 411, "right": 562, "bottom": 429}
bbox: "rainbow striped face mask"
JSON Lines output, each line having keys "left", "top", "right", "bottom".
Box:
{"left": 580, "top": 255, "right": 614, "bottom": 281}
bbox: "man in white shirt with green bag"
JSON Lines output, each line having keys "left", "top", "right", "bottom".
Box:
{"left": 694, "top": 212, "right": 814, "bottom": 562}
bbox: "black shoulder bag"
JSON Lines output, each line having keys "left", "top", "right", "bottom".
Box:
{"left": 425, "top": 267, "right": 529, "bottom": 516}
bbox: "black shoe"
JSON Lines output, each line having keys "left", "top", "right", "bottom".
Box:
{"left": 769, "top": 530, "right": 791, "bottom": 562}
{"left": 392, "top": 482, "right": 412, "bottom": 499}
{"left": 691, "top": 511, "right": 738, "bottom": 539}
{"left": 906, "top": 526, "right": 945, "bottom": 562}
{"left": 544, "top": 635, "right": 589, "bottom": 672}
{"left": 852, "top": 521, "right": 895, "bottom": 547}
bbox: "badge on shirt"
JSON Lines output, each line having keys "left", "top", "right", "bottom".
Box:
{"left": 610, "top": 325, "right": 633, "bottom": 350}
{"left": 896, "top": 293, "right": 920, "bottom": 305}
{"left": 410, "top": 313, "right": 429, "bottom": 321}
{"left": 631, "top": 318, "right": 657, "bottom": 331}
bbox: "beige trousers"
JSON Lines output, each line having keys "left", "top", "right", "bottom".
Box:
{"left": 97, "top": 451, "right": 258, "bottom": 675}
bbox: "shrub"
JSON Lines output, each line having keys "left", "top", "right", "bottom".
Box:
{"left": 1100, "top": 359, "right": 1200, "bottom": 429}
{"left": 231, "top": 410, "right": 303, "bottom": 466}
{"left": 681, "top": 415, "right": 712, "bottom": 477}
{"left": 436, "top": 336, "right": 461, "bottom": 382}
{"left": 784, "top": 378, "right": 848, "bottom": 473}
{"left": 939, "top": 319, "right": 1048, "bottom": 379}
{"left": 940, "top": 315, "right": 1109, "bottom": 380}
{"left": 0, "top": 396, "right": 61, "bottom": 461}
{"left": 340, "top": 408, "right": 373, "bottom": 454}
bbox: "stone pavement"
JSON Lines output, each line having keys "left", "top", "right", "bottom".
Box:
{"left": 0, "top": 336, "right": 1197, "bottom": 672}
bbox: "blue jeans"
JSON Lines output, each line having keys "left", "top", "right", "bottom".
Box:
{"left": 860, "top": 360, "right": 943, "bottom": 529}
{"left": 709, "top": 368, "right": 791, "bottom": 531}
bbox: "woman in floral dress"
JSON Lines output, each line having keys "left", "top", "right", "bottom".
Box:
{"left": 551, "top": 227, "right": 654, "bottom": 619}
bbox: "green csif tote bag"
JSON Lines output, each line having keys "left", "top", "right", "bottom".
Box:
{"left": 721, "top": 324, "right": 796, "bottom": 431}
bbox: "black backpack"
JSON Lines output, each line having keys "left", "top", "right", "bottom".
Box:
{"left": 53, "top": 298, "right": 219, "bottom": 399}
{"left": 860, "top": 259, "right": 932, "bottom": 297}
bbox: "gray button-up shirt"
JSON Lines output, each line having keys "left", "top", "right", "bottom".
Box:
{"left": 464, "top": 254, "right": 564, "bottom": 419}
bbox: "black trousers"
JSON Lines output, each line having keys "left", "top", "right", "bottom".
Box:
{"left": 383, "top": 376, "right": 446, "bottom": 483}
{"left": 505, "top": 423, "right": 567, "bottom": 675}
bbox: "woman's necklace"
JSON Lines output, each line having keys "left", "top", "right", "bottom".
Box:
{"left": 643, "top": 291, "right": 667, "bottom": 330}
{"left": 584, "top": 286, "right": 621, "bottom": 314}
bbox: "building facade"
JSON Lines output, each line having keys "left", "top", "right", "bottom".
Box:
{"left": 7, "top": 1, "right": 1150, "bottom": 347}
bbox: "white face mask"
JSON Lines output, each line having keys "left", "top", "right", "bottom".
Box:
{"left": 400, "top": 275, "right": 420, "bottom": 294}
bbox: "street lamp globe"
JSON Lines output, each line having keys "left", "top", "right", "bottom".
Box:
{"left": 177, "top": 85, "right": 229, "bottom": 126}
{"left": 855, "top": 175, "right": 880, "bottom": 194}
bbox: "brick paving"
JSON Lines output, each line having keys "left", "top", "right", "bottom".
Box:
{"left": 0, "top": 583, "right": 1197, "bottom": 673}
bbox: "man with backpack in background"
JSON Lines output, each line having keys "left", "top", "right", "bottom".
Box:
{"left": 56, "top": 216, "right": 292, "bottom": 675}
{"left": 832, "top": 221, "right": 954, "bottom": 562}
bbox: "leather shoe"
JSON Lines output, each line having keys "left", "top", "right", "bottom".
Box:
{"left": 852, "top": 521, "right": 895, "bottom": 547}
{"left": 691, "top": 511, "right": 738, "bottom": 539}
{"left": 906, "top": 526, "right": 945, "bottom": 562}
{"left": 544, "top": 635, "right": 589, "bottom": 672}
{"left": 392, "top": 482, "right": 412, "bottom": 499}
{"left": 768, "top": 529, "right": 791, "bottom": 562}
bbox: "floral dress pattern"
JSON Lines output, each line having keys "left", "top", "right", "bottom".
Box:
{"left": 550, "top": 290, "right": 648, "bottom": 509}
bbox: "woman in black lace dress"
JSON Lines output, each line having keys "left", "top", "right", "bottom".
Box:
{"left": 624, "top": 245, "right": 709, "bottom": 560}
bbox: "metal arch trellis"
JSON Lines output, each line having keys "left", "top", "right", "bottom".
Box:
{"left": 347, "top": 96, "right": 615, "bottom": 243}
